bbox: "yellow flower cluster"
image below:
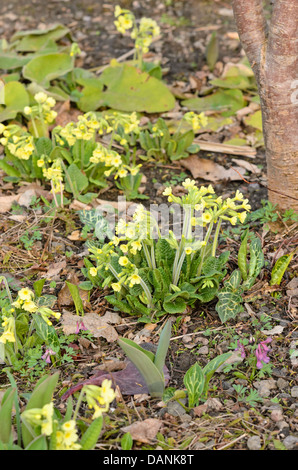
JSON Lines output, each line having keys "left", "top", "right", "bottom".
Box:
{"left": 114, "top": 6, "right": 134, "bottom": 34}
{"left": 183, "top": 111, "right": 208, "bottom": 131}
{"left": 11, "top": 288, "right": 61, "bottom": 325}
{"left": 21, "top": 402, "right": 54, "bottom": 437}
{"left": 24, "top": 92, "right": 57, "bottom": 124}
{"left": 56, "top": 420, "right": 81, "bottom": 450}
{"left": 114, "top": 6, "right": 160, "bottom": 54}
{"left": 163, "top": 179, "right": 251, "bottom": 227}
{"left": 0, "top": 124, "right": 34, "bottom": 160}
{"left": 43, "top": 161, "right": 64, "bottom": 193}
{"left": 84, "top": 379, "right": 116, "bottom": 419}
{"left": 0, "top": 316, "right": 16, "bottom": 344}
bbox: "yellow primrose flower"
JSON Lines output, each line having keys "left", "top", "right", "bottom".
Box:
{"left": 182, "top": 178, "right": 196, "bottom": 190}
{"left": 18, "top": 288, "right": 34, "bottom": 301}
{"left": 202, "top": 212, "right": 212, "bottom": 224}
{"left": 185, "top": 247, "right": 193, "bottom": 255}
{"left": 34, "top": 92, "right": 48, "bottom": 104}
{"left": 230, "top": 216, "right": 238, "bottom": 225}
{"left": 131, "top": 240, "right": 142, "bottom": 251}
{"left": 119, "top": 256, "right": 129, "bottom": 266}
{"left": 225, "top": 198, "right": 237, "bottom": 210}
{"left": 120, "top": 244, "right": 128, "bottom": 253}
{"left": 89, "top": 267, "right": 98, "bottom": 277}
{"left": 128, "top": 273, "right": 141, "bottom": 286}
{"left": 125, "top": 227, "right": 135, "bottom": 239}
{"left": 163, "top": 186, "right": 172, "bottom": 196}
{"left": 116, "top": 168, "right": 128, "bottom": 179}
{"left": 235, "top": 190, "right": 244, "bottom": 201}
{"left": 0, "top": 316, "right": 16, "bottom": 344}
{"left": 242, "top": 199, "right": 251, "bottom": 211}
{"left": 24, "top": 106, "right": 32, "bottom": 115}
{"left": 22, "top": 300, "right": 38, "bottom": 313}
{"left": 111, "top": 282, "right": 121, "bottom": 292}
{"left": 238, "top": 212, "right": 247, "bottom": 224}
{"left": 37, "top": 158, "right": 45, "bottom": 167}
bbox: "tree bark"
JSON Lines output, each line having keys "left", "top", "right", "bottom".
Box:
{"left": 232, "top": 0, "right": 298, "bottom": 211}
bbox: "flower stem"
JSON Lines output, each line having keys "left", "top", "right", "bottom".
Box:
{"left": 212, "top": 218, "right": 222, "bottom": 257}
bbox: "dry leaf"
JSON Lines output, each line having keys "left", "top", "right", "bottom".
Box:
{"left": 121, "top": 419, "right": 162, "bottom": 444}
{"left": 61, "top": 311, "right": 122, "bottom": 342}
{"left": 181, "top": 155, "right": 246, "bottom": 182}
{"left": 57, "top": 272, "right": 89, "bottom": 308}
{"left": 0, "top": 194, "right": 21, "bottom": 213}
{"left": 45, "top": 260, "right": 67, "bottom": 279}
{"left": 231, "top": 158, "right": 261, "bottom": 174}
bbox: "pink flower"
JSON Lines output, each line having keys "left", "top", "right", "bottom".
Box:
{"left": 255, "top": 338, "right": 272, "bottom": 369}
{"left": 42, "top": 348, "right": 56, "bottom": 364}
{"left": 75, "top": 320, "right": 88, "bottom": 334}
{"left": 235, "top": 340, "right": 246, "bottom": 359}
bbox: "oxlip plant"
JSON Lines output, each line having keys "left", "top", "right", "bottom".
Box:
{"left": 0, "top": 371, "right": 115, "bottom": 450}
{"left": 0, "top": 276, "right": 61, "bottom": 367}
{"left": 84, "top": 179, "right": 254, "bottom": 322}
{"left": 139, "top": 111, "right": 207, "bottom": 163}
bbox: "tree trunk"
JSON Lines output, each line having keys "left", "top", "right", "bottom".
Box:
{"left": 232, "top": 0, "right": 298, "bottom": 211}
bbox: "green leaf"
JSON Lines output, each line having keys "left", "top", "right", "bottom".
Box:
{"left": 33, "top": 278, "right": 46, "bottom": 297}
{"left": 248, "top": 238, "right": 264, "bottom": 279}
{"left": 80, "top": 416, "right": 103, "bottom": 450}
{"left": 205, "top": 32, "right": 219, "bottom": 72}
{"left": 21, "top": 373, "right": 59, "bottom": 448}
{"left": 25, "top": 434, "right": 48, "bottom": 450}
{"left": 35, "top": 137, "right": 53, "bottom": 157}
{"left": 118, "top": 338, "right": 165, "bottom": 397}
{"left": 0, "top": 52, "right": 31, "bottom": 70}
{"left": 183, "top": 363, "right": 205, "bottom": 408}
{"left": 238, "top": 229, "right": 249, "bottom": 281}
{"left": 32, "top": 314, "right": 60, "bottom": 350}
{"left": 202, "top": 352, "right": 232, "bottom": 396}
{"left": 0, "top": 388, "right": 16, "bottom": 444}
{"left": 118, "top": 338, "right": 155, "bottom": 362}
{"left": 22, "top": 53, "right": 73, "bottom": 88}
{"left": 64, "top": 163, "right": 89, "bottom": 196}
{"left": 121, "top": 432, "right": 133, "bottom": 450}
{"left": 215, "top": 290, "right": 244, "bottom": 323}
{"left": 163, "top": 297, "right": 187, "bottom": 314}
{"left": 182, "top": 89, "right": 246, "bottom": 117}
{"left": 0, "top": 81, "right": 29, "bottom": 121}
{"left": 95, "top": 63, "right": 176, "bottom": 114}
{"left": 12, "top": 24, "right": 70, "bottom": 52}
{"left": 270, "top": 252, "right": 294, "bottom": 286}
{"left": 154, "top": 320, "right": 171, "bottom": 375}
{"left": 66, "top": 281, "right": 84, "bottom": 315}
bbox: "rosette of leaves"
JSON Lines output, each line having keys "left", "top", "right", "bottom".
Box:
{"left": 215, "top": 230, "right": 265, "bottom": 323}
{"left": 139, "top": 117, "right": 200, "bottom": 163}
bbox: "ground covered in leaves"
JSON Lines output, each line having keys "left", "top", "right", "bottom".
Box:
{"left": 0, "top": 0, "right": 298, "bottom": 451}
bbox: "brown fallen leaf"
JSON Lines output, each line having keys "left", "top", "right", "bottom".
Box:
{"left": 0, "top": 194, "right": 21, "bottom": 213}
{"left": 231, "top": 158, "right": 261, "bottom": 174}
{"left": 45, "top": 260, "right": 67, "bottom": 279}
{"left": 181, "top": 155, "right": 246, "bottom": 182}
{"left": 121, "top": 419, "right": 162, "bottom": 444}
{"left": 57, "top": 272, "right": 89, "bottom": 308}
{"left": 61, "top": 311, "right": 122, "bottom": 342}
